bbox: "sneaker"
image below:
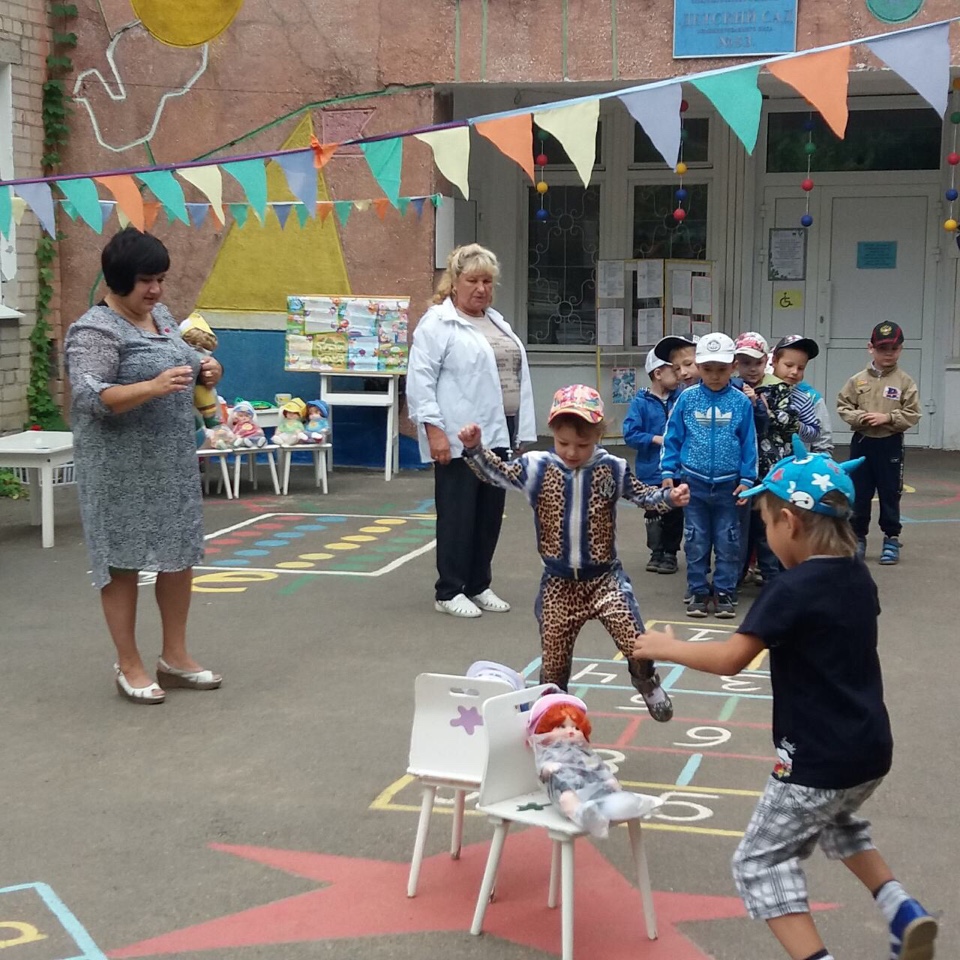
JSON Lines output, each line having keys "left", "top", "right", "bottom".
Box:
{"left": 879, "top": 536, "right": 901, "bottom": 566}
{"left": 889, "top": 898, "right": 937, "bottom": 960}
{"left": 470, "top": 588, "right": 511, "bottom": 612}
{"left": 657, "top": 553, "right": 678, "bottom": 574}
{"left": 435, "top": 593, "right": 482, "bottom": 618}
{"left": 856, "top": 537, "right": 867, "bottom": 560}
{"left": 686, "top": 594, "right": 710, "bottom": 618}
{"left": 714, "top": 593, "right": 736, "bottom": 618}
{"left": 645, "top": 551, "right": 664, "bottom": 573}
{"left": 632, "top": 671, "right": 674, "bottom": 722}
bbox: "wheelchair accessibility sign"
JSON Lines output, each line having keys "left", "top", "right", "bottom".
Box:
{"left": 0, "top": 884, "right": 105, "bottom": 960}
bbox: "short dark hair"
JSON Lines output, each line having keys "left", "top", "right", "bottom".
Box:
{"left": 101, "top": 227, "right": 170, "bottom": 295}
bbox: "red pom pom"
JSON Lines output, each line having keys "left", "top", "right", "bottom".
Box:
{"left": 673, "top": 207, "right": 687, "bottom": 222}
{"left": 535, "top": 153, "right": 548, "bottom": 167}
{"left": 680, "top": 99, "right": 689, "bottom": 113}
{"left": 801, "top": 178, "right": 815, "bottom": 192}
{"left": 949, "top": 152, "right": 960, "bottom": 166}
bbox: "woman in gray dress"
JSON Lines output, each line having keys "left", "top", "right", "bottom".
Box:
{"left": 65, "top": 227, "right": 222, "bottom": 704}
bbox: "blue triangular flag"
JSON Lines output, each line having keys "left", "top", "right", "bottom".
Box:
{"left": 273, "top": 203, "right": 293, "bottom": 229}
{"left": 410, "top": 197, "right": 426, "bottom": 219}
{"left": 276, "top": 150, "right": 317, "bottom": 217}
{"left": 16, "top": 182, "right": 57, "bottom": 236}
{"left": 186, "top": 202, "right": 210, "bottom": 228}
{"left": 99, "top": 200, "right": 115, "bottom": 229}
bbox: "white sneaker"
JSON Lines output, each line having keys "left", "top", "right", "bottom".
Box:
{"left": 470, "top": 589, "right": 511, "bottom": 613}
{"left": 434, "top": 593, "right": 482, "bottom": 618}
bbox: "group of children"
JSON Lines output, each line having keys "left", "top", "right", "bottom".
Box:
{"left": 454, "top": 319, "right": 933, "bottom": 960}
{"left": 624, "top": 321, "right": 920, "bottom": 615}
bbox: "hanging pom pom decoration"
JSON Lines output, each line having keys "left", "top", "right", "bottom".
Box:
{"left": 945, "top": 80, "right": 960, "bottom": 235}
{"left": 535, "top": 129, "right": 550, "bottom": 222}
{"left": 674, "top": 98, "right": 689, "bottom": 223}
{"left": 800, "top": 113, "right": 816, "bottom": 228}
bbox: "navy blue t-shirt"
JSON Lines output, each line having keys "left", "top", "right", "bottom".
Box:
{"left": 739, "top": 556, "right": 893, "bottom": 789}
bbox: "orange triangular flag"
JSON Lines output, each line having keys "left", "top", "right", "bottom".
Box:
{"left": 143, "top": 201, "right": 162, "bottom": 231}
{"left": 767, "top": 47, "right": 851, "bottom": 138}
{"left": 473, "top": 114, "right": 535, "bottom": 183}
{"left": 317, "top": 201, "right": 333, "bottom": 223}
{"left": 94, "top": 175, "right": 144, "bottom": 231}
{"left": 310, "top": 135, "right": 340, "bottom": 170}
{"left": 372, "top": 197, "right": 389, "bottom": 220}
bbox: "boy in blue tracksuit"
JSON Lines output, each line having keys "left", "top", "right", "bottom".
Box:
{"left": 623, "top": 348, "right": 682, "bottom": 575}
{"left": 661, "top": 332, "right": 758, "bottom": 618}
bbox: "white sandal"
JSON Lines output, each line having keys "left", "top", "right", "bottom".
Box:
{"left": 470, "top": 589, "right": 511, "bottom": 613}
{"left": 114, "top": 664, "right": 165, "bottom": 704}
{"left": 434, "top": 593, "right": 482, "bottom": 618}
{"left": 156, "top": 657, "right": 223, "bottom": 690}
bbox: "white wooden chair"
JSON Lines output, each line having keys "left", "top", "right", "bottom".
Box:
{"left": 405, "top": 673, "right": 545, "bottom": 898}
{"left": 277, "top": 443, "right": 332, "bottom": 495}
{"left": 469, "top": 685, "right": 663, "bottom": 960}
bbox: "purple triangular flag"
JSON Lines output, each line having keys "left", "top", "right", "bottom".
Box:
{"left": 276, "top": 150, "right": 317, "bottom": 217}
{"left": 186, "top": 202, "right": 210, "bottom": 228}
{"left": 618, "top": 84, "right": 683, "bottom": 168}
{"left": 867, "top": 23, "right": 949, "bottom": 117}
{"left": 16, "top": 182, "right": 57, "bottom": 236}
{"left": 99, "top": 200, "right": 115, "bottom": 229}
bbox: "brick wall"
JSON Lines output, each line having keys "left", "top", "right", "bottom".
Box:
{"left": 0, "top": 3, "right": 50, "bottom": 433}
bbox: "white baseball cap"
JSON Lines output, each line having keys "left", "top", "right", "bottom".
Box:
{"left": 644, "top": 347, "right": 671, "bottom": 375}
{"left": 695, "top": 332, "right": 736, "bottom": 364}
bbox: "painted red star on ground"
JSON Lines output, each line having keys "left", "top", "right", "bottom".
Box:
{"left": 108, "top": 828, "right": 835, "bottom": 959}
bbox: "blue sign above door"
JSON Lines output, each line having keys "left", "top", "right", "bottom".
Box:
{"left": 673, "top": 0, "right": 798, "bottom": 57}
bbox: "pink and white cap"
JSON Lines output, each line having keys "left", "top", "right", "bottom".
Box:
{"left": 526, "top": 692, "right": 588, "bottom": 735}
{"left": 734, "top": 331, "right": 769, "bottom": 359}
{"left": 547, "top": 384, "right": 605, "bottom": 424}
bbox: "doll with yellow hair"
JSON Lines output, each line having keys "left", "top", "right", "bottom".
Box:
{"left": 179, "top": 312, "right": 221, "bottom": 428}
{"left": 528, "top": 694, "right": 653, "bottom": 837}
{"left": 274, "top": 398, "right": 309, "bottom": 446}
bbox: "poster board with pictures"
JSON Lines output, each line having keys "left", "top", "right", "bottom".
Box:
{"left": 664, "top": 259, "right": 714, "bottom": 342}
{"left": 284, "top": 295, "right": 409, "bottom": 374}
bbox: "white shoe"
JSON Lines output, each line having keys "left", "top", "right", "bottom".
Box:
{"left": 470, "top": 589, "right": 511, "bottom": 613}
{"left": 114, "top": 664, "right": 165, "bottom": 704}
{"left": 434, "top": 593, "right": 482, "bottom": 618}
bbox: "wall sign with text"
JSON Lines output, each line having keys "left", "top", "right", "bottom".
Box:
{"left": 674, "top": 0, "right": 797, "bottom": 57}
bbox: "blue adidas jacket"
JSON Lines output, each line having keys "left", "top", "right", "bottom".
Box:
{"left": 622, "top": 387, "right": 678, "bottom": 485}
{"left": 660, "top": 382, "right": 758, "bottom": 486}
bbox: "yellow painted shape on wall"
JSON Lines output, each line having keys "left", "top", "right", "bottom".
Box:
{"left": 132, "top": 0, "right": 245, "bottom": 47}
{"left": 197, "top": 114, "right": 350, "bottom": 311}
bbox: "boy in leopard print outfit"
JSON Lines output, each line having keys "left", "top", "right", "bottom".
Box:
{"left": 458, "top": 384, "right": 689, "bottom": 722}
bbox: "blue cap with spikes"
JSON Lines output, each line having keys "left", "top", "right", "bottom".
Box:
{"left": 739, "top": 435, "right": 864, "bottom": 517}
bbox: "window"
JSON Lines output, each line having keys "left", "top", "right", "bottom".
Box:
{"left": 635, "top": 117, "right": 710, "bottom": 165}
{"left": 527, "top": 185, "right": 601, "bottom": 345}
{"left": 633, "top": 184, "right": 709, "bottom": 261}
{"left": 766, "top": 109, "right": 941, "bottom": 173}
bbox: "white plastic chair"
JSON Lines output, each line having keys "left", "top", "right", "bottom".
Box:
{"left": 469, "top": 685, "right": 663, "bottom": 960}
{"left": 197, "top": 449, "right": 234, "bottom": 499}
{"left": 231, "top": 444, "right": 281, "bottom": 497}
{"left": 277, "top": 443, "right": 331, "bottom": 495}
{"left": 405, "top": 673, "right": 539, "bottom": 898}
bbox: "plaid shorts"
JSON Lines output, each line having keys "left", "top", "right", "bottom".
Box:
{"left": 732, "top": 775, "right": 882, "bottom": 920}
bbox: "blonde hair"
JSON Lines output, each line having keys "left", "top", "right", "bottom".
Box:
{"left": 433, "top": 244, "right": 500, "bottom": 305}
{"left": 757, "top": 490, "right": 858, "bottom": 557}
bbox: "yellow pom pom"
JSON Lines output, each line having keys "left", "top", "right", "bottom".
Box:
{"left": 536, "top": 181, "right": 549, "bottom": 194}
{"left": 945, "top": 218, "right": 958, "bottom": 232}
{"left": 675, "top": 161, "right": 688, "bottom": 176}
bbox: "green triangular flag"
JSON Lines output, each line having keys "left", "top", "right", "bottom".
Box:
{"left": 228, "top": 203, "right": 249, "bottom": 228}
{"left": 432, "top": 194, "right": 443, "bottom": 209}
{"left": 61, "top": 199, "right": 79, "bottom": 221}
{"left": 359, "top": 138, "right": 402, "bottom": 208}
{"left": 57, "top": 177, "right": 104, "bottom": 233}
{"left": 397, "top": 196, "right": 410, "bottom": 217}
{"left": 222, "top": 159, "right": 267, "bottom": 222}
{"left": 295, "top": 203, "right": 310, "bottom": 227}
{"left": 0, "top": 185, "right": 10, "bottom": 237}
{"left": 691, "top": 66, "right": 762, "bottom": 155}
{"left": 334, "top": 200, "right": 353, "bottom": 226}
{"left": 138, "top": 170, "right": 189, "bottom": 224}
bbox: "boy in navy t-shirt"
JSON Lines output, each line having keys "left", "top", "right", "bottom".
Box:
{"left": 632, "top": 437, "right": 936, "bottom": 960}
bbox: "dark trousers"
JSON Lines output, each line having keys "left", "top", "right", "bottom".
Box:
{"left": 739, "top": 505, "right": 782, "bottom": 583}
{"left": 850, "top": 432, "right": 904, "bottom": 539}
{"left": 434, "top": 454, "right": 507, "bottom": 601}
{"left": 645, "top": 506, "right": 684, "bottom": 556}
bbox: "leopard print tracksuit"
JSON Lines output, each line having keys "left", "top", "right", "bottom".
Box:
{"left": 464, "top": 444, "right": 677, "bottom": 716}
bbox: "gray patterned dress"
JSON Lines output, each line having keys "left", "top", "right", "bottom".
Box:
{"left": 64, "top": 303, "right": 205, "bottom": 589}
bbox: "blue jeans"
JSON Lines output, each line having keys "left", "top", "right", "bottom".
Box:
{"left": 739, "top": 505, "right": 781, "bottom": 584}
{"left": 684, "top": 476, "right": 741, "bottom": 596}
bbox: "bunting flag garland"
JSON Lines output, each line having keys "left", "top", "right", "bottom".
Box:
{"left": 273, "top": 203, "right": 293, "bottom": 229}
{"left": 410, "top": 197, "right": 426, "bottom": 219}
{"left": 57, "top": 176, "right": 103, "bottom": 233}
{"left": 309, "top": 136, "right": 339, "bottom": 169}
{"left": 317, "top": 201, "right": 334, "bottom": 224}
{"left": 397, "top": 197, "right": 411, "bottom": 217}
{"left": 334, "top": 200, "right": 353, "bottom": 226}
{"left": 228, "top": 202, "right": 249, "bottom": 228}
{"left": 11, "top": 196, "right": 26, "bottom": 227}
{"left": 533, "top": 101, "right": 600, "bottom": 189}
{"left": 0, "top": 185, "right": 12, "bottom": 238}
{"left": 222, "top": 159, "right": 268, "bottom": 222}
{"left": 95, "top": 175, "right": 144, "bottom": 230}
{"left": 866, "top": 22, "right": 950, "bottom": 117}
{"left": 177, "top": 165, "right": 225, "bottom": 224}
{"left": 186, "top": 202, "right": 210, "bottom": 228}
{"left": 99, "top": 201, "right": 115, "bottom": 229}
{"left": 137, "top": 170, "right": 189, "bottom": 224}
{"left": 15, "top": 182, "right": 56, "bottom": 237}
{"left": 474, "top": 114, "right": 536, "bottom": 183}
{"left": 692, "top": 66, "right": 763, "bottom": 154}
{"left": 275, "top": 150, "right": 317, "bottom": 217}
{"left": 61, "top": 200, "right": 78, "bottom": 221}
{"left": 295, "top": 203, "right": 310, "bottom": 228}
{"left": 767, "top": 47, "right": 852, "bottom": 139}
{"left": 618, "top": 85, "right": 683, "bottom": 169}
{"left": 359, "top": 138, "right": 403, "bottom": 208}
{"left": 414, "top": 127, "right": 471, "bottom": 200}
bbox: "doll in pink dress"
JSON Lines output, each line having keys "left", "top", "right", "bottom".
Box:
{"left": 228, "top": 401, "right": 267, "bottom": 448}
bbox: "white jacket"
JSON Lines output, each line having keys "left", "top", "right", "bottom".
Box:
{"left": 407, "top": 297, "right": 537, "bottom": 462}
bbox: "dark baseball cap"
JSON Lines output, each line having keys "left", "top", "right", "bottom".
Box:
{"left": 773, "top": 334, "right": 819, "bottom": 359}
{"left": 653, "top": 335, "right": 697, "bottom": 363}
{"left": 870, "top": 321, "right": 904, "bottom": 347}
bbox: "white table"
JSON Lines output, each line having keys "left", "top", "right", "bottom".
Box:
{"left": 0, "top": 431, "right": 75, "bottom": 548}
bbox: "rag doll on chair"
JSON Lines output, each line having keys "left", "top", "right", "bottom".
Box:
{"left": 228, "top": 401, "right": 267, "bottom": 448}
{"left": 527, "top": 694, "right": 651, "bottom": 838}
{"left": 274, "top": 398, "right": 310, "bottom": 447}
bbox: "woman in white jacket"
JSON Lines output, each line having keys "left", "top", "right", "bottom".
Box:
{"left": 407, "top": 245, "right": 537, "bottom": 618}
